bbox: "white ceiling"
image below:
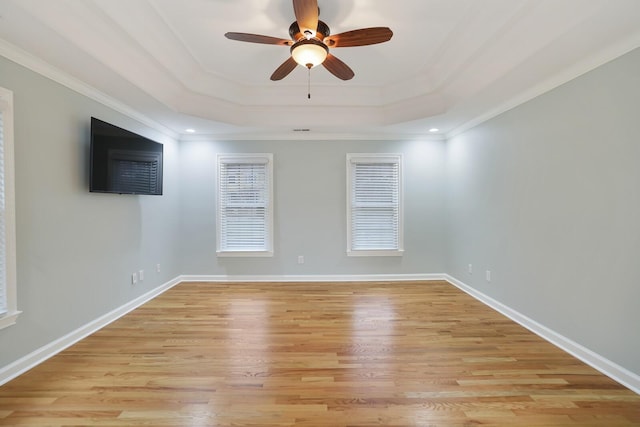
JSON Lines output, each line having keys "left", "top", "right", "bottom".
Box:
{"left": 0, "top": 0, "right": 639, "bottom": 139}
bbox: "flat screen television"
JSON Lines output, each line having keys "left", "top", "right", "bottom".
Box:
{"left": 90, "top": 117, "right": 163, "bottom": 195}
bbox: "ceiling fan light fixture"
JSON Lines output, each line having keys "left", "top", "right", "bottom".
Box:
{"left": 290, "top": 39, "right": 328, "bottom": 68}
{"left": 225, "top": 1, "right": 392, "bottom": 81}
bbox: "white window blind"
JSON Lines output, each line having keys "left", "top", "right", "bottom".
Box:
{"left": 217, "top": 155, "right": 273, "bottom": 256}
{"left": 347, "top": 154, "right": 403, "bottom": 256}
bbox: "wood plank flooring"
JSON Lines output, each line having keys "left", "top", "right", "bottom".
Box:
{"left": 0, "top": 280, "right": 639, "bottom": 426}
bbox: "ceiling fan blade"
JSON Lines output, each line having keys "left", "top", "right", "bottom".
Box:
{"left": 271, "top": 57, "right": 298, "bottom": 81}
{"left": 322, "top": 54, "right": 354, "bottom": 80}
{"left": 293, "top": 0, "right": 319, "bottom": 33}
{"left": 324, "top": 27, "right": 393, "bottom": 48}
{"left": 225, "top": 32, "right": 292, "bottom": 46}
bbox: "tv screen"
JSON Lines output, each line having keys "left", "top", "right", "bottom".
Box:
{"left": 90, "top": 117, "right": 163, "bottom": 195}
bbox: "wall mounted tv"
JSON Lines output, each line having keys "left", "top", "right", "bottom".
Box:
{"left": 90, "top": 117, "right": 163, "bottom": 195}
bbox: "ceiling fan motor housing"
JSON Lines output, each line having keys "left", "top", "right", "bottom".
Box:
{"left": 225, "top": 0, "right": 392, "bottom": 81}
{"left": 289, "top": 20, "right": 330, "bottom": 41}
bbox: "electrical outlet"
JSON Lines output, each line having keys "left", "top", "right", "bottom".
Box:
{"left": 468, "top": 264, "right": 473, "bottom": 274}
{"left": 486, "top": 270, "right": 491, "bottom": 282}
{"left": 156, "top": 263, "right": 161, "bottom": 273}
{"left": 297, "top": 255, "right": 304, "bottom": 264}
{"left": 139, "top": 270, "right": 144, "bottom": 281}
{"left": 131, "top": 272, "right": 138, "bottom": 284}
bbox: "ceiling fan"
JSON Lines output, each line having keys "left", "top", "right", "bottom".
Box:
{"left": 225, "top": 0, "right": 393, "bottom": 81}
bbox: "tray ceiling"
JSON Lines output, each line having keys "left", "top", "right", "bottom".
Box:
{"left": 0, "top": 0, "right": 639, "bottom": 138}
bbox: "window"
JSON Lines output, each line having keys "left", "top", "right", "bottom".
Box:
{"left": 347, "top": 154, "right": 403, "bottom": 256}
{"left": 217, "top": 154, "right": 273, "bottom": 256}
{"left": 0, "top": 87, "right": 18, "bottom": 329}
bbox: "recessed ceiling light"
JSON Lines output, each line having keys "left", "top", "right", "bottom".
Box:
{"left": 185, "top": 128, "right": 196, "bottom": 133}
{"left": 429, "top": 128, "right": 439, "bottom": 133}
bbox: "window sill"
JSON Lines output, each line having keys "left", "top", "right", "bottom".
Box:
{"left": 217, "top": 251, "right": 274, "bottom": 258}
{"left": 347, "top": 250, "right": 404, "bottom": 257}
{"left": 0, "top": 310, "right": 21, "bottom": 330}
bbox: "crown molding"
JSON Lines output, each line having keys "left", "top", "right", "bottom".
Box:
{"left": 448, "top": 37, "right": 640, "bottom": 139}
{"left": 0, "top": 39, "right": 179, "bottom": 140}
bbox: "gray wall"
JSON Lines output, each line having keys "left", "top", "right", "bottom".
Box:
{"left": 179, "top": 138, "right": 447, "bottom": 276}
{"left": 0, "top": 51, "right": 447, "bottom": 371}
{"left": 2, "top": 42, "right": 639, "bottom": 383}
{"left": 0, "top": 56, "right": 182, "bottom": 368}
{"left": 446, "top": 48, "right": 640, "bottom": 374}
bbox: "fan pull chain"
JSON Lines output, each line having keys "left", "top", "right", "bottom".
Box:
{"left": 307, "top": 67, "right": 311, "bottom": 99}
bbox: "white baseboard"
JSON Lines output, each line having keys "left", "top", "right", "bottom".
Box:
{"left": 179, "top": 273, "right": 446, "bottom": 283}
{"left": 0, "top": 276, "right": 182, "bottom": 387}
{"left": 0, "top": 273, "right": 443, "bottom": 386}
{"left": 445, "top": 274, "right": 640, "bottom": 395}
{"left": 3, "top": 273, "right": 638, "bottom": 395}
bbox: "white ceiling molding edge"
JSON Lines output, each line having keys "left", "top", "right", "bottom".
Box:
{"left": 448, "top": 35, "right": 640, "bottom": 139}
{"left": 1, "top": 32, "right": 639, "bottom": 143}
{"left": 0, "top": 39, "right": 178, "bottom": 141}
{"left": 179, "top": 132, "right": 447, "bottom": 143}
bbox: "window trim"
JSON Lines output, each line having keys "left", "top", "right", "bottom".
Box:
{"left": 346, "top": 153, "right": 404, "bottom": 257}
{"left": 216, "top": 153, "right": 274, "bottom": 257}
{"left": 0, "top": 87, "right": 19, "bottom": 330}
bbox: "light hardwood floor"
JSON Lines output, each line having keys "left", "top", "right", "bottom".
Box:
{"left": 1, "top": 281, "right": 639, "bottom": 426}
